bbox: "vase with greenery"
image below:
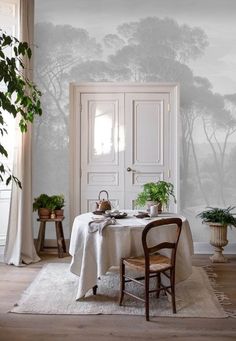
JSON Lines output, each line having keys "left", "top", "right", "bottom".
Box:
{"left": 197, "top": 206, "right": 236, "bottom": 263}
{"left": 135, "top": 181, "right": 176, "bottom": 213}
{"left": 33, "top": 194, "right": 51, "bottom": 219}
{"left": 0, "top": 30, "right": 42, "bottom": 187}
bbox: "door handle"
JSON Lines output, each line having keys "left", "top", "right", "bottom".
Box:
{"left": 127, "top": 167, "right": 136, "bottom": 172}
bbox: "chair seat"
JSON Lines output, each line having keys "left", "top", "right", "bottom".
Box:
{"left": 123, "top": 254, "right": 171, "bottom": 272}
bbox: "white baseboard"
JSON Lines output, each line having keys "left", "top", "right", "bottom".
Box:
{"left": 194, "top": 242, "right": 236, "bottom": 254}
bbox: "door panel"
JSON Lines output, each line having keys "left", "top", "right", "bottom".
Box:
{"left": 124, "top": 93, "right": 170, "bottom": 208}
{"left": 79, "top": 88, "right": 176, "bottom": 213}
{"left": 133, "top": 101, "right": 163, "bottom": 165}
{"left": 133, "top": 172, "right": 163, "bottom": 185}
{"left": 80, "top": 93, "right": 124, "bottom": 212}
{"left": 88, "top": 100, "right": 118, "bottom": 164}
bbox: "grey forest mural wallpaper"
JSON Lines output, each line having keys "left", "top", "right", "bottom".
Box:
{"left": 33, "top": 0, "right": 236, "bottom": 244}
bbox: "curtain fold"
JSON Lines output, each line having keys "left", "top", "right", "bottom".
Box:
{"left": 4, "top": 0, "right": 40, "bottom": 265}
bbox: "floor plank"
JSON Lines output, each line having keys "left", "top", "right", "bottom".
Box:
{"left": 0, "top": 253, "right": 236, "bottom": 341}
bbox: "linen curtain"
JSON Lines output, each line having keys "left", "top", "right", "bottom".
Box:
{"left": 4, "top": 0, "right": 40, "bottom": 265}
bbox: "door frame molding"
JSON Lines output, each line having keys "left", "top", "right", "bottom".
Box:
{"left": 69, "top": 82, "right": 179, "bottom": 224}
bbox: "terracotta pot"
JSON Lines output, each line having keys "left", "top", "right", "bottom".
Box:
{"left": 55, "top": 209, "right": 64, "bottom": 218}
{"left": 38, "top": 208, "right": 51, "bottom": 219}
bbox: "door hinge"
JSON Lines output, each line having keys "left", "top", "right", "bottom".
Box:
{"left": 80, "top": 103, "right": 82, "bottom": 113}
{"left": 168, "top": 169, "right": 171, "bottom": 178}
{"left": 80, "top": 168, "right": 82, "bottom": 177}
{"left": 167, "top": 103, "right": 170, "bottom": 112}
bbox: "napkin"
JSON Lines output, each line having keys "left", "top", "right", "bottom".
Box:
{"left": 88, "top": 217, "right": 116, "bottom": 235}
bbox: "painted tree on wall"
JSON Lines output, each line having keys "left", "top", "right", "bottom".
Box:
{"left": 99, "top": 17, "right": 213, "bottom": 207}
{"left": 34, "top": 17, "right": 236, "bottom": 209}
{"left": 34, "top": 23, "right": 101, "bottom": 137}
{"left": 32, "top": 23, "right": 102, "bottom": 195}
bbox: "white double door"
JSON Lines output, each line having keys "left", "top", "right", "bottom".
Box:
{"left": 78, "top": 85, "right": 178, "bottom": 213}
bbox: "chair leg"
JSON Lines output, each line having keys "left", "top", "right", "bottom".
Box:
{"left": 119, "top": 259, "right": 125, "bottom": 306}
{"left": 170, "top": 269, "right": 176, "bottom": 314}
{"left": 156, "top": 273, "right": 161, "bottom": 298}
{"left": 145, "top": 272, "right": 150, "bottom": 321}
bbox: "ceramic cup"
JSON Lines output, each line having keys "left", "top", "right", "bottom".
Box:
{"left": 150, "top": 205, "right": 159, "bottom": 217}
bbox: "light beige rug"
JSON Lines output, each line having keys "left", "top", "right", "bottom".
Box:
{"left": 11, "top": 263, "right": 228, "bottom": 317}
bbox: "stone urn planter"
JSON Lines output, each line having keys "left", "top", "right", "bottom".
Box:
{"left": 209, "top": 223, "right": 228, "bottom": 263}
{"left": 197, "top": 206, "right": 236, "bottom": 264}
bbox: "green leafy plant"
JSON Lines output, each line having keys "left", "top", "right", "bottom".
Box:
{"left": 0, "top": 30, "right": 42, "bottom": 187}
{"left": 33, "top": 194, "right": 65, "bottom": 212}
{"left": 197, "top": 206, "right": 236, "bottom": 227}
{"left": 50, "top": 194, "right": 65, "bottom": 210}
{"left": 32, "top": 194, "right": 51, "bottom": 211}
{"left": 136, "top": 181, "right": 176, "bottom": 207}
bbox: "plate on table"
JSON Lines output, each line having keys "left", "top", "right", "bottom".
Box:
{"left": 92, "top": 210, "right": 105, "bottom": 215}
{"left": 134, "top": 212, "right": 150, "bottom": 219}
{"left": 103, "top": 212, "right": 128, "bottom": 219}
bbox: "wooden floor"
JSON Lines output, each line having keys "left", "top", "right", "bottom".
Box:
{"left": 0, "top": 253, "right": 236, "bottom": 341}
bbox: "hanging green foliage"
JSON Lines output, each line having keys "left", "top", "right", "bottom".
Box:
{"left": 197, "top": 206, "right": 236, "bottom": 227}
{"left": 136, "top": 181, "right": 176, "bottom": 207}
{"left": 0, "top": 30, "right": 42, "bottom": 188}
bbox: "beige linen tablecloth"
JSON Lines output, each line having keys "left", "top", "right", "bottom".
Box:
{"left": 69, "top": 211, "right": 194, "bottom": 300}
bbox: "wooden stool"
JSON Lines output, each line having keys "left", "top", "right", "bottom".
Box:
{"left": 36, "top": 218, "right": 66, "bottom": 258}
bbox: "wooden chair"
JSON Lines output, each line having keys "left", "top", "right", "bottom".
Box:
{"left": 119, "top": 217, "right": 182, "bottom": 321}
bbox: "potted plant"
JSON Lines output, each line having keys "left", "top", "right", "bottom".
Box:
{"left": 197, "top": 206, "right": 236, "bottom": 263}
{"left": 50, "top": 194, "right": 65, "bottom": 218}
{"left": 136, "top": 181, "right": 176, "bottom": 213}
{"left": 0, "top": 31, "right": 42, "bottom": 188}
{"left": 33, "top": 194, "right": 51, "bottom": 219}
